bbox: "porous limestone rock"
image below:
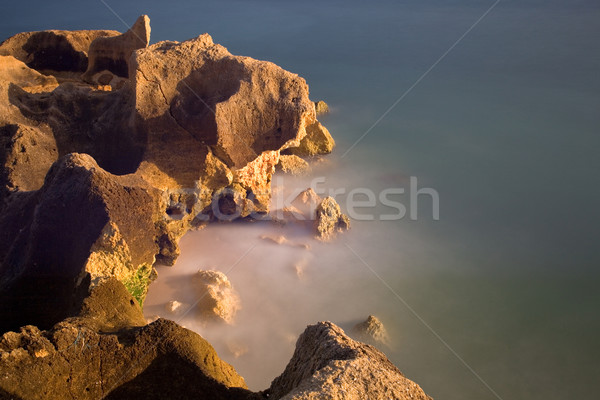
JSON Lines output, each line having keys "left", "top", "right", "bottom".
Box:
{"left": 193, "top": 270, "right": 240, "bottom": 324}
{"left": 278, "top": 154, "right": 311, "bottom": 175}
{"left": 314, "top": 100, "right": 329, "bottom": 116}
{"left": 286, "top": 121, "right": 334, "bottom": 157}
{"left": 268, "top": 322, "right": 431, "bottom": 400}
{"left": 0, "top": 279, "right": 253, "bottom": 400}
{"left": 315, "top": 196, "right": 350, "bottom": 240}
{"left": 0, "top": 29, "right": 120, "bottom": 72}
{"left": 0, "top": 154, "right": 164, "bottom": 332}
{"left": 351, "top": 315, "right": 391, "bottom": 347}
{"left": 83, "top": 15, "right": 150, "bottom": 82}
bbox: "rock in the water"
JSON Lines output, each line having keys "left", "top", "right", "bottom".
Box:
{"left": 277, "top": 154, "right": 311, "bottom": 175}
{"left": 314, "top": 100, "right": 329, "bottom": 116}
{"left": 352, "top": 315, "right": 391, "bottom": 347}
{"left": 286, "top": 121, "right": 335, "bottom": 156}
{"left": 165, "top": 300, "right": 186, "bottom": 315}
{"left": 315, "top": 196, "right": 350, "bottom": 240}
{"left": 193, "top": 270, "right": 240, "bottom": 324}
{"left": 82, "top": 15, "right": 150, "bottom": 82}
{"left": 290, "top": 188, "right": 322, "bottom": 220}
{"left": 268, "top": 321, "right": 431, "bottom": 400}
{"left": 0, "top": 279, "right": 253, "bottom": 400}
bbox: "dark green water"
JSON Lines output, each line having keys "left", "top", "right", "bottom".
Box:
{"left": 4, "top": 1, "right": 600, "bottom": 398}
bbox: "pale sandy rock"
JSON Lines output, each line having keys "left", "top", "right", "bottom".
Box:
{"left": 269, "top": 322, "right": 431, "bottom": 400}
{"left": 290, "top": 188, "right": 322, "bottom": 220}
{"left": 165, "top": 300, "right": 185, "bottom": 315}
{"left": 315, "top": 196, "right": 350, "bottom": 240}
{"left": 287, "top": 121, "right": 335, "bottom": 156}
{"left": 278, "top": 154, "right": 311, "bottom": 175}
{"left": 314, "top": 100, "right": 329, "bottom": 116}
{"left": 83, "top": 15, "right": 150, "bottom": 82}
{"left": 193, "top": 270, "right": 240, "bottom": 324}
{"left": 352, "top": 315, "right": 391, "bottom": 347}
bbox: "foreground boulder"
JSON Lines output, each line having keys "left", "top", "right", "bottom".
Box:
{"left": 268, "top": 322, "right": 431, "bottom": 400}
{"left": 0, "top": 279, "right": 254, "bottom": 400}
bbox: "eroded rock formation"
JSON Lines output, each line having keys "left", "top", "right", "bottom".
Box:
{"left": 315, "top": 196, "right": 350, "bottom": 240}
{"left": 193, "top": 270, "right": 241, "bottom": 324}
{"left": 0, "top": 15, "right": 326, "bottom": 330}
{"left": 268, "top": 322, "right": 431, "bottom": 400}
{"left": 0, "top": 279, "right": 254, "bottom": 400}
{"left": 352, "top": 315, "right": 391, "bottom": 347}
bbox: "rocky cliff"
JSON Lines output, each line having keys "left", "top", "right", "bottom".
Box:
{"left": 0, "top": 16, "right": 430, "bottom": 400}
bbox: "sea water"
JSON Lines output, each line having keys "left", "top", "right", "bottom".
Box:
{"left": 4, "top": 1, "right": 600, "bottom": 398}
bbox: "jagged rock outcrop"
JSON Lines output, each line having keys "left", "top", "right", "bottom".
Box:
{"left": 193, "top": 270, "right": 240, "bottom": 324}
{"left": 352, "top": 315, "right": 390, "bottom": 347}
{"left": 0, "top": 279, "right": 254, "bottom": 400}
{"left": 0, "top": 15, "right": 329, "bottom": 327}
{"left": 268, "top": 322, "right": 431, "bottom": 400}
{"left": 315, "top": 196, "right": 350, "bottom": 240}
{"left": 0, "top": 153, "right": 166, "bottom": 332}
{"left": 0, "top": 29, "right": 119, "bottom": 73}
{"left": 82, "top": 15, "right": 150, "bottom": 83}
{"left": 314, "top": 100, "right": 329, "bottom": 116}
{"left": 278, "top": 154, "right": 310, "bottom": 175}
{"left": 285, "top": 121, "right": 334, "bottom": 157}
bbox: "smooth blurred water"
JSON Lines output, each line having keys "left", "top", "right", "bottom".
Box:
{"left": 4, "top": 1, "right": 600, "bottom": 398}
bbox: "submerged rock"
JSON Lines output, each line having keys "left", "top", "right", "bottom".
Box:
{"left": 193, "top": 270, "right": 240, "bottom": 324}
{"left": 268, "top": 321, "right": 431, "bottom": 400}
{"left": 315, "top": 196, "right": 350, "bottom": 240}
{"left": 352, "top": 315, "right": 391, "bottom": 347}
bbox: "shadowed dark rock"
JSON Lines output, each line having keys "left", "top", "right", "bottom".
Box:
{"left": 0, "top": 279, "right": 255, "bottom": 400}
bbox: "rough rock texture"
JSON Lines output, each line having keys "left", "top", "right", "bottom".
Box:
{"left": 268, "top": 322, "right": 431, "bottom": 400}
{"left": 193, "top": 270, "right": 240, "bottom": 324}
{"left": 83, "top": 15, "right": 150, "bottom": 83}
{"left": 351, "top": 315, "right": 390, "bottom": 347}
{"left": 0, "top": 279, "right": 255, "bottom": 400}
{"left": 0, "top": 29, "right": 120, "bottom": 73}
{"left": 314, "top": 100, "right": 329, "bottom": 116}
{"left": 0, "top": 153, "right": 165, "bottom": 332}
{"left": 315, "top": 196, "right": 350, "bottom": 240}
{"left": 0, "top": 15, "right": 329, "bottom": 331}
{"left": 278, "top": 154, "right": 311, "bottom": 175}
{"left": 286, "top": 121, "right": 334, "bottom": 157}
